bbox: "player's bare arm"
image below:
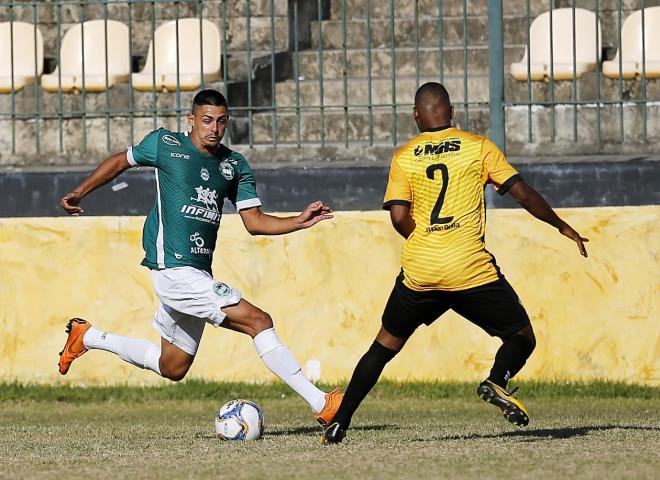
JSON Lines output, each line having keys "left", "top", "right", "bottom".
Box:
{"left": 60, "top": 151, "right": 132, "bottom": 215}
{"left": 238, "top": 201, "right": 333, "bottom": 235}
{"left": 508, "top": 179, "right": 589, "bottom": 257}
{"left": 389, "top": 204, "right": 416, "bottom": 239}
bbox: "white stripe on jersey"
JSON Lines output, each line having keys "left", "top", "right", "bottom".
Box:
{"left": 155, "top": 169, "right": 165, "bottom": 268}
{"left": 126, "top": 146, "right": 138, "bottom": 167}
{"left": 236, "top": 198, "right": 262, "bottom": 211}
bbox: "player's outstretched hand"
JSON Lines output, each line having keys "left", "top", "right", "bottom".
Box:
{"left": 60, "top": 191, "right": 85, "bottom": 215}
{"left": 296, "top": 201, "right": 334, "bottom": 229}
{"left": 559, "top": 223, "right": 589, "bottom": 258}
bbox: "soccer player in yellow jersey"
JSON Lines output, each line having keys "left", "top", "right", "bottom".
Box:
{"left": 323, "top": 82, "right": 588, "bottom": 444}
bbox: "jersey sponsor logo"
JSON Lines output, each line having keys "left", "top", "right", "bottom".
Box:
{"left": 162, "top": 134, "right": 181, "bottom": 146}
{"left": 189, "top": 232, "right": 212, "bottom": 256}
{"left": 213, "top": 282, "right": 231, "bottom": 297}
{"left": 180, "top": 186, "right": 221, "bottom": 224}
{"left": 170, "top": 151, "right": 190, "bottom": 159}
{"left": 219, "top": 162, "right": 234, "bottom": 180}
{"left": 425, "top": 221, "right": 460, "bottom": 233}
{"left": 414, "top": 140, "right": 461, "bottom": 156}
{"left": 192, "top": 186, "right": 219, "bottom": 210}
{"left": 200, "top": 167, "right": 210, "bottom": 181}
{"left": 174, "top": 253, "right": 183, "bottom": 259}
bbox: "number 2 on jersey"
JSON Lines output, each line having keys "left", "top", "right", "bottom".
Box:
{"left": 425, "top": 163, "right": 454, "bottom": 225}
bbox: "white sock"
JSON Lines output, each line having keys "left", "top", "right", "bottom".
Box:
{"left": 83, "top": 326, "right": 162, "bottom": 375}
{"left": 253, "top": 328, "right": 326, "bottom": 413}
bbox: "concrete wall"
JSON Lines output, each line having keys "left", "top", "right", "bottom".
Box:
{"left": 1, "top": 206, "right": 657, "bottom": 386}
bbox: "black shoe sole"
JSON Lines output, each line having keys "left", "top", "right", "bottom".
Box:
{"left": 477, "top": 383, "right": 529, "bottom": 427}
{"left": 321, "top": 423, "right": 346, "bottom": 444}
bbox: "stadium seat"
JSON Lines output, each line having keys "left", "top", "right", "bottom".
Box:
{"left": 0, "top": 22, "right": 44, "bottom": 93}
{"left": 511, "top": 8, "right": 601, "bottom": 81}
{"left": 41, "top": 19, "right": 130, "bottom": 93}
{"left": 602, "top": 7, "right": 660, "bottom": 79}
{"left": 132, "top": 18, "right": 221, "bottom": 92}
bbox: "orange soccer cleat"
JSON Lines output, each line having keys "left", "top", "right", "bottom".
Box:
{"left": 58, "top": 318, "right": 92, "bottom": 375}
{"left": 313, "top": 387, "right": 344, "bottom": 426}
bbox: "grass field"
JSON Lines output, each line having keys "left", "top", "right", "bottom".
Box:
{"left": 1, "top": 381, "right": 658, "bottom": 480}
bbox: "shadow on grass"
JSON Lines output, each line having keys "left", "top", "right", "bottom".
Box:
{"left": 193, "top": 424, "right": 399, "bottom": 440}
{"left": 267, "top": 424, "right": 399, "bottom": 437}
{"left": 422, "top": 424, "right": 660, "bottom": 442}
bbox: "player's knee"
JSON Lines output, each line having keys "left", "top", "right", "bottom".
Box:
{"left": 163, "top": 370, "right": 187, "bottom": 382}
{"left": 513, "top": 325, "right": 536, "bottom": 352}
{"left": 250, "top": 310, "right": 273, "bottom": 336}
{"left": 160, "top": 363, "right": 190, "bottom": 382}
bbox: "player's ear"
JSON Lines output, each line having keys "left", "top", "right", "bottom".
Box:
{"left": 449, "top": 105, "right": 454, "bottom": 120}
{"left": 186, "top": 111, "right": 195, "bottom": 128}
{"left": 413, "top": 106, "right": 419, "bottom": 120}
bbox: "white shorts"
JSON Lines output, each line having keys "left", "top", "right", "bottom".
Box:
{"left": 151, "top": 266, "right": 242, "bottom": 356}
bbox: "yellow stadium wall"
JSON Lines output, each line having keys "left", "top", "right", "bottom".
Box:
{"left": 0, "top": 206, "right": 658, "bottom": 386}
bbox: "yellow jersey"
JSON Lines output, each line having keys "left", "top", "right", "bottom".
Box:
{"left": 383, "top": 126, "right": 521, "bottom": 292}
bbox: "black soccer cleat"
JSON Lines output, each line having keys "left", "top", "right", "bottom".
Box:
{"left": 477, "top": 380, "right": 529, "bottom": 427}
{"left": 321, "top": 422, "right": 346, "bottom": 444}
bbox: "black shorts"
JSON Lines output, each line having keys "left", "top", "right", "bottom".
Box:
{"left": 381, "top": 272, "right": 531, "bottom": 340}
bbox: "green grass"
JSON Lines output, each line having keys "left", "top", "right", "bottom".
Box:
{"left": 1, "top": 381, "right": 658, "bottom": 480}
{"left": 0, "top": 379, "right": 656, "bottom": 402}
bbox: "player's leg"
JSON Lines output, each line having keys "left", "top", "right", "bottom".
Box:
{"left": 450, "top": 277, "right": 534, "bottom": 426}
{"left": 87, "top": 332, "right": 195, "bottom": 382}
{"left": 158, "top": 338, "right": 195, "bottom": 381}
{"left": 59, "top": 318, "right": 162, "bottom": 376}
{"left": 488, "top": 323, "right": 536, "bottom": 389}
{"left": 322, "top": 326, "right": 407, "bottom": 444}
{"left": 221, "top": 298, "right": 340, "bottom": 420}
{"left": 60, "top": 302, "right": 203, "bottom": 381}
{"left": 323, "top": 274, "right": 448, "bottom": 444}
{"left": 475, "top": 324, "right": 535, "bottom": 427}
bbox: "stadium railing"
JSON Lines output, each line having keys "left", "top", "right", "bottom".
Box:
{"left": 0, "top": 0, "right": 656, "bottom": 162}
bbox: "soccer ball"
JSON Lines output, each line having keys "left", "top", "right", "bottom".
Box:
{"left": 214, "top": 399, "right": 265, "bottom": 441}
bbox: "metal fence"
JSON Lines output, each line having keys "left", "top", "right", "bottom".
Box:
{"left": 499, "top": 0, "right": 659, "bottom": 150}
{"left": 0, "top": 0, "right": 657, "bottom": 164}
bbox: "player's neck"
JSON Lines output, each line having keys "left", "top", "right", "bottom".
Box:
{"left": 421, "top": 123, "right": 452, "bottom": 133}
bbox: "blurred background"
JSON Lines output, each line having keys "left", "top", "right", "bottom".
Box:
{"left": 0, "top": 0, "right": 657, "bottom": 386}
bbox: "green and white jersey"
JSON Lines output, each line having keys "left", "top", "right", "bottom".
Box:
{"left": 127, "top": 128, "right": 261, "bottom": 274}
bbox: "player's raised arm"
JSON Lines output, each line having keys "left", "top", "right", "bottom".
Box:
{"left": 60, "top": 151, "right": 132, "bottom": 215}
{"left": 238, "top": 201, "right": 333, "bottom": 235}
{"left": 507, "top": 180, "right": 589, "bottom": 258}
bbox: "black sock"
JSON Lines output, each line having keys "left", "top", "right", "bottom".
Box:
{"left": 332, "top": 341, "right": 398, "bottom": 430}
{"left": 488, "top": 334, "right": 535, "bottom": 389}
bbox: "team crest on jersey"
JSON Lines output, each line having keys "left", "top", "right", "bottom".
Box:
{"left": 213, "top": 282, "right": 231, "bottom": 297}
{"left": 219, "top": 162, "right": 234, "bottom": 180}
{"left": 200, "top": 167, "right": 210, "bottom": 181}
{"left": 162, "top": 134, "right": 181, "bottom": 146}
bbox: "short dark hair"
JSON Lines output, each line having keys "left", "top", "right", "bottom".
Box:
{"left": 192, "top": 89, "right": 228, "bottom": 109}
{"left": 414, "top": 82, "right": 450, "bottom": 107}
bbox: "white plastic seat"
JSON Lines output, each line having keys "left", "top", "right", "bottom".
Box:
{"left": 41, "top": 19, "right": 130, "bottom": 93}
{"left": 0, "top": 22, "right": 44, "bottom": 93}
{"left": 603, "top": 7, "right": 660, "bottom": 79}
{"left": 511, "top": 8, "right": 601, "bottom": 81}
{"left": 132, "top": 18, "right": 221, "bottom": 92}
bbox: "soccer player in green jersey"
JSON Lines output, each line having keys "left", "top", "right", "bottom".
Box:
{"left": 58, "top": 89, "right": 343, "bottom": 425}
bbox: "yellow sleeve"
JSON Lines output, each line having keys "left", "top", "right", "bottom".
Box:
{"left": 481, "top": 138, "right": 522, "bottom": 195}
{"left": 383, "top": 153, "right": 412, "bottom": 209}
